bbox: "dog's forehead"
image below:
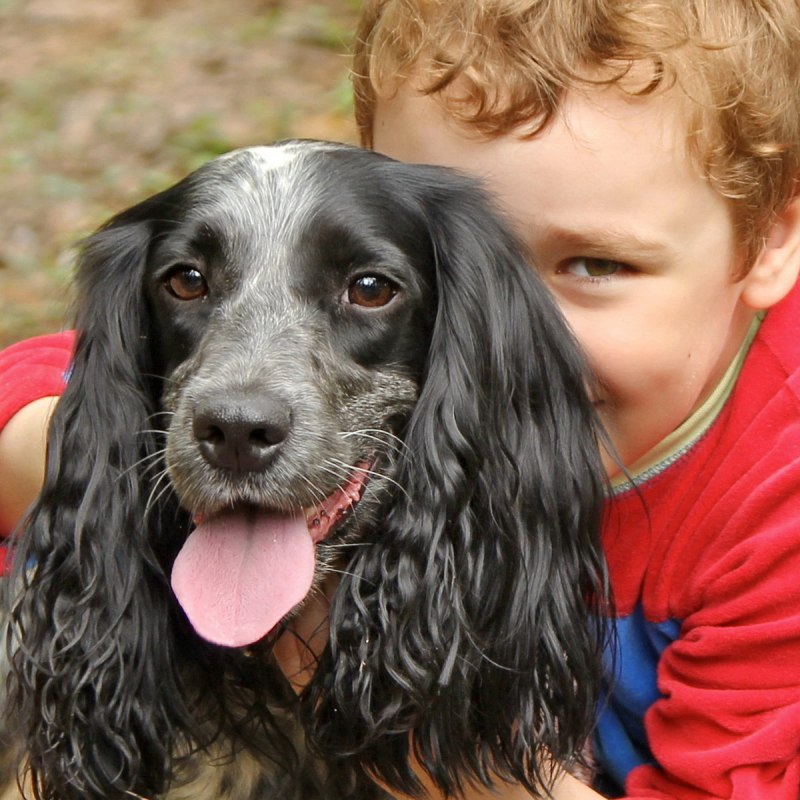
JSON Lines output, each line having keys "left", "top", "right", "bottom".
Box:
{"left": 206, "top": 141, "right": 371, "bottom": 195}
{"left": 199, "top": 143, "right": 312, "bottom": 201}
{"left": 219, "top": 140, "right": 346, "bottom": 170}
{"left": 185, "top": 142, "right": 390, "bottom": 237}
{"left": 213, "top": 142, "right": 321, "bottom": 184}
{"left": 178, "top": 142, "right": 400, "bottom": 308}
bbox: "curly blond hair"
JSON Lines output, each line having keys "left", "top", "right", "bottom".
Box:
{"left": 353, "top": 0, "right": 800, "bottom": 270}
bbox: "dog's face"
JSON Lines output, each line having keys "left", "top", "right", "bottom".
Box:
{"left": 139, "top": 143, "right": 442, "bottom": 646}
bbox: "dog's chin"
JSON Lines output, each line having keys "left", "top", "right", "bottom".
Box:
{"left": 170, "top": 460, "right": 375, "bottom": 650}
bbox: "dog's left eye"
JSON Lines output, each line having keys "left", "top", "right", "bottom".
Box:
{"left": 164, "top": 266, "right": 209, "bottom": 301}
{"left": 346, "top": 275, "right": 398, "bottom": 309}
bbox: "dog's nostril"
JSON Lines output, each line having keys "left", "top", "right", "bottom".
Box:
{"left": 195, "top": 422, "right": 225, "bottom": 446}
{"left": 192, "top": 393, "right": 292, "bottom": 472}
{"left": 250, "top": 425, "right": 287, "bottom": 448}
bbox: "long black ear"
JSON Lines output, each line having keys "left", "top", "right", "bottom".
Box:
{"left": 312, "top": 173, "right": 609, "bottom": 796}
{"left": 5, "top": 213, "right": 190, "bottom": 800}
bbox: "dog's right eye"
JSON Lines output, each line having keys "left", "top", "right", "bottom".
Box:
{"left": 346, "top": 275, "right": 398, "bottom": 309}
{"left": 164, "top": 266, "right": 209, "bottom": 301}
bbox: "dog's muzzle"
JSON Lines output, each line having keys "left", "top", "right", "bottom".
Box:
{"left": 170, "top": 467, "right": 373, "bottom": 649}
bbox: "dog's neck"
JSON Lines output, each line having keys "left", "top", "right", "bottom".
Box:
{"left": 271, "top": 573, "right": 338, "bottom": 694}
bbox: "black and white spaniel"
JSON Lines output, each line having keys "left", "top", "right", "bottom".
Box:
{"left": 2, "top": 141, "right": 608, "bottom": 800}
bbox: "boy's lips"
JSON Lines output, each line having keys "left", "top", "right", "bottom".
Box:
{"left": 171, "top": 462, "right": 373, "bottom": 648}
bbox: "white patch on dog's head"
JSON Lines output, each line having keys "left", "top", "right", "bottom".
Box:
{"left": 215, "top": 144, "right": 299, "bottom": 196}
{"left": 211, "top": 141, "right": 346, "bottom": 207}
{"left": 219, "top": 140, "right": 350, "bottom": 180}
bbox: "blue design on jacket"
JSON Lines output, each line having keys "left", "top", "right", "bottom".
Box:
{"left": 593, "top": 605, "right": 682, "bottom": 794}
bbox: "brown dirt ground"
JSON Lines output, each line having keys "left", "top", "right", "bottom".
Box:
{"left": 0, "top": 0, "right": 360, "bottom": 347}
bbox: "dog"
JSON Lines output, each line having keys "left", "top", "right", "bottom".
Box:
{"left": 2, "top": 141, "right": 608, "bottom": 799}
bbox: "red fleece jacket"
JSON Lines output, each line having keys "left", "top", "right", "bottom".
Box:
{"left": 598, "top": 280, "right": 800, "bottom": 797}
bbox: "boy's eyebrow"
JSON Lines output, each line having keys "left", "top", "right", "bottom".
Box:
{"left": 540, "top": 224, "right": 676, "bottom": 263}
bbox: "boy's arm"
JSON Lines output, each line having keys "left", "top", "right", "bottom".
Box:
{"left": 0, "top": 396, "right": 58, "bottom": 536}
{"left": 0, "top": 331, "right": 74, "bottom": 540}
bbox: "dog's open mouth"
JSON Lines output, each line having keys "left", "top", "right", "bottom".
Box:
{"left": 171, "top": 462, "right": 372, "bottom": 648}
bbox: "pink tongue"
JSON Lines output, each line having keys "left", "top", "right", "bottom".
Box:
{"left": 171, "top": 508, "right": 315, "bottom": 648}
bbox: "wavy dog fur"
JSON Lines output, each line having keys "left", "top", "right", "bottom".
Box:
{"left": 3, "top": 141, "right": 608, "bottom": 800}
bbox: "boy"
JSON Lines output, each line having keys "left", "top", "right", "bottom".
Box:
{"left": 353, "top": 0, "right": 800, "bottom": 797}
{"left": 2, "top": 0, "right": 800, "bottom": 797}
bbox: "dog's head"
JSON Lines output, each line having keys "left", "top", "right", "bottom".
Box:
{"left": 148, "top": 143, "right": 442, "bottom": 647}
{"left": 7, "top": 142, "right": 608, "bottom": 799}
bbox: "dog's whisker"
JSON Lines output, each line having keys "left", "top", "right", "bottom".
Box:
{"left": 339, "top": 428, "right": 410, "bottom": 455}
{"left": 141, "top": 411, "right": 174, "bottom": 428}
{"left": 317, "top": 462, "right": 353, "bottom": 484}
{"left": 143, "top": 470, "right": 170, "bottom": 512}
{"left": 340, "top": 426, "right": 402, "bottom": 441}
{"left": 322, "top": 457, "right": 374, "bottom": 479}
{"left": 324, "top": 457, "right": 410, "bottom": 502}
{"left": 325, "top": 456, "right": 378, "bottom": 476}
{"left": 324, "top": 567, "right": 375, "bottom": 586}
{"left": 128, "top": 446, "right": 166, "bottom": 463}
{"left": 118, "top": 448, "right": 167, "bottom": 479}
{"left": 143, "top": 470, "right": 174, "bottom": 521}
{"left": 144, "top": 485, "right": 174, "bottom": 524}
{"left": 325, "top": 540, "right": 373, "bottom": 548}
{"left": 319, "top": 458, "right": 410, "bottom": 505}
{"left": 296, "top": 473, "right": 330, "bottom": 508}
{"left": 140, "top": 457, "right": 171, "bottom": 481}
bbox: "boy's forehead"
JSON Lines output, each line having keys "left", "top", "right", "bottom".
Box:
{"left": 373, "top": 77, "right": 735, "bottom": 269}
{"left": 374, "top": 76, "right": 697, "bottom": 178}
{"left": 557, "top": 82, "right": 693, "bottom": 159}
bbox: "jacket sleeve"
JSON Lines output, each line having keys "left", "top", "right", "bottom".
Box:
{"left": 0, "top": 331, "right": 75, "bottom": 431}
{"left": 624, "top": 460, "right": 800, "bottom": 799}
{"left": 0, "top": 331, "right": 75, "bottom": 572}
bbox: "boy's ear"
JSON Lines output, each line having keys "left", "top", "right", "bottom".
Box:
{"left": 741, "top": 194, "right": 800, "bottom": 309}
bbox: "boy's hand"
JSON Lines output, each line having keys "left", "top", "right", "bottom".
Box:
{"left": 0, "top": 396, "right": 57, "bottom": 536}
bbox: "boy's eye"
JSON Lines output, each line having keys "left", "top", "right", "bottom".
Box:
{"left": 563, "top": 257, "right": 628, "bottom": 278}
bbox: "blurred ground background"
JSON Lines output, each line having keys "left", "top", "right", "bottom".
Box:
{"left": 0, "top": 0, "right": 360, "bottom": 346}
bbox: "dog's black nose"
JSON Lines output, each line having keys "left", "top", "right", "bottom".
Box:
{"left": 192, "top": 392, "right": 291, "bottom": 472}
